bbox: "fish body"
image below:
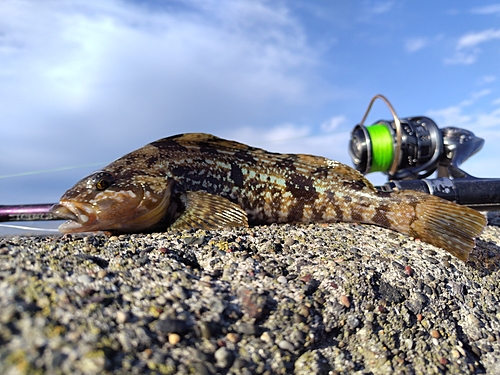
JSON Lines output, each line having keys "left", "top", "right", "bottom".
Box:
{"left": 50, "top": 133, "right": 486, "bottom": 261}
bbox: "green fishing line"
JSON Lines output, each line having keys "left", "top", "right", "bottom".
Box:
{"left": 366, "top": 124, "right": 394, "bottom": 172}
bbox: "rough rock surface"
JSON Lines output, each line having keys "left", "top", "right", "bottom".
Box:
{"left": 1, "top": 213, "right": 500, "bottom": 374}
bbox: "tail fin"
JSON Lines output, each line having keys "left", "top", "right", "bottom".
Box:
{"left": 389, "top": 191, "right": 486, "bottom": 261}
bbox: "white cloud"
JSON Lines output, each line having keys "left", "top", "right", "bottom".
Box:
{"left": 445, "top": 28, "right": 500, "bottom": 64}
{"left": 426, "top": 94, "right": 500, "bottom": 178}
{"left": 320, "top": 115, "right": 346, "bottom": 133}
{"left": 443, "top": 52, "right": 477, "bottom": 65}
{"left": 228, "top": 123, "right": 308, "bottom": 152}
{"left": 456, "top": 28, "right": 500, "bottom": 49}
{"left": 471, "top": 5, "right": 500, "bottom": 15}
{"left": 427, "top": 90, "right": 500, "bottom": 130}
{"left": 405, "top": 38, "right": 427, "bottom": 53}
{"left": 230, "top": 124, "right": 351, "bottom": 163}
{"left": 477, "top": 75, "right": 497, "bottom": 85}
{"left": 356, "top": 1, "right": 396, "bottom": 23}
{"left": 368, "top": 1, "right": 395, "bottom": 15}
{"left": 426, "top": 105, "right": 473, "bottom": 129}
{"left": 459, "top": 89, "right": 491, "bottom": 106}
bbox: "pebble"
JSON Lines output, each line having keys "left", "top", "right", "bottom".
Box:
{"left": 277, "top": 275, "right": 288, "bottom": 284}
{"left": 346, "top": 315, "right": 360, "bottom": 329}
{"left": 260, "top": 331, "right": 272, "bottom": 344}
{"left": 340, "top": 294, "right": 351, "bottom": 308}
{"left": 226, "top": 333, "right": 240, "bottom": 343}
{"left": 430, "top": 329, "right": 440, "bottom": 339}
{"left": 168, "top": 333, "right": 181, "bottom": 345}
{"left": 404, "top": 265, "right": 413, "bottom": 276}
{"left": 234, "top": 321, "right": 256, "bottom": 335}
{"left": 116, "top": 311, "right": 128, "bottom": 324}
{"left": 77, "top": 274, "right": 92, "bottom": 284}
{"left": 278, "top": 340, "right": 294, "bottom": 351}
{"left": 214, "top": 347, "right": 234, "bottom": 368}
{"left": 97, "top": 270, "right": 107, "bottom": 278}
{"left": 155, "top": 318, "right": 191, "bottom": 335}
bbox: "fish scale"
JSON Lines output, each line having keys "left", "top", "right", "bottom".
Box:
{"left": 50, "top": 133, "right": 486, "bottom": 261}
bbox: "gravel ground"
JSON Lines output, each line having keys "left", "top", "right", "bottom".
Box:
{"left": 1, "top": 213, "right": 500, "bottom": 374}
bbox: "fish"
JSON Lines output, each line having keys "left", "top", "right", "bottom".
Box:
{"left": 50, "top": 133, "right": 486, "bottom": 261}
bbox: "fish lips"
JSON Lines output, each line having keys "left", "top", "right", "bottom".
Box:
{"left": 49, "top": 202, "right": 97, "bottom": 233}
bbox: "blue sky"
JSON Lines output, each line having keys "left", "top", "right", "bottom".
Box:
{"left": 2, "top": 1, "right": 500, "bottom": 232}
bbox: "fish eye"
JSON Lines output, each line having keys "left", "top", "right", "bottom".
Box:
{"left": 93, "top": 172, "right": 115, "bottom": 191}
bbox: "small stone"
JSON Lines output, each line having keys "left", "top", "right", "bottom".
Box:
{"left": 97, "top": 270, "right": 107, "bottom": 278}
{"left": 293, "top": 313, "right": 304, "bottom": 324}
{"left": 214, "top": 347, "right": 234, "bottom": 368}
{"left": 439, "top": 357, "right": 448, "bottom": 365}
{"left": 155, "top": 318, "right": 191, "bottom": 335}
{"left": 451, "top": 349, "right": 461, "bottom": 359}
{"left": 277, "top": 275, "right": 287, "bottom": 284}
{"left": 291, "top": 330, "right": 305, "bottom": 347}
{"left": 340, "top": 295, "right": 350, "bottom": 308}
{"left": 471, "top": 344, "right": 481, "bottom": 357}
{"left": 346, "top": 315, "right": 360, "bottom": 329}
{"left": 116, "top": 311, "right": 128, "bottom": 324}
{"left": 234, "top": 321, "right": 256, "bottom": 335}
{"left": 404, "top": 265, "right": 413, "bottom": 276}
{"left": 278, "top": 340, "right": 294, "bottom": 351}
{"left": 303, "top": 279, "right": 320, "bottom": 296}
{"left": 260, "top": 331, "right": 272, "bottom": 343}
{"left": 357, "top": 327, "right": 371, "bottom": 339}
{"left": 299, "top": 273, "right": 312, "bottom": 283}
{"left": 237, "top": 287, "right": 269, "bottom": 319}
{"left": 168, "top": 333, "right": 181, "bottom": 345}
{"left": 197, "top": 321, "right": 217, "bottom": 339}
{"left": 298, "top": 305, "right": 310, "bottom": 317}
{"left": 226, "top": 333, "right": 240, "bottom": 343}
{"left": 77, "top": 274, "right": 92, "bottom": 284}
{"left": 142, "top": 348, "right": 153, "bottom": 360}
{"left": 405, "top": 339, "right": 414, "bottom": 350}
{"left": 430, "top": 329, "right": 440, "bottom": 339}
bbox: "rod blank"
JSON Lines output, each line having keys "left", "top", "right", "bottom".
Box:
{"left": 0, "top": 204, "right": 59, "bottom": 222}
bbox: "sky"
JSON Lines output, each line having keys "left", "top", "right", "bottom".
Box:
{"left": 2, "top": 0, "right": 500, "bottom": 233}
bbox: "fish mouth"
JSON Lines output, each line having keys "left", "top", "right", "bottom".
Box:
{"left": 49, "top": 202, "right": 97, "bottom": 233}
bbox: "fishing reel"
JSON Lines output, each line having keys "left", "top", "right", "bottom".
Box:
{"left": 349, "top": 95, "right": 500, "bottom": 210}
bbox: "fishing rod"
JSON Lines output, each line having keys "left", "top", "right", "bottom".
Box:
{"left": 2, "top": 94, "right": 500, "bottom": 226}
{"left": 0, "top": 204, "right": 59, "bottom": 222}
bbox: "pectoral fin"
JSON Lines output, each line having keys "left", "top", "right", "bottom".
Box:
{"left": 170, "top": 191, "right": 249, "bottom": 230}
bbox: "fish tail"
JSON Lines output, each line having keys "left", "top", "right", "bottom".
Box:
{"left": 382, "top": 191, "right": 486, "bottom": 261}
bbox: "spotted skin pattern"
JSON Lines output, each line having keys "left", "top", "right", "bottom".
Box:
{"left": 51, "top": 133, "right": 486, "bottom": 261}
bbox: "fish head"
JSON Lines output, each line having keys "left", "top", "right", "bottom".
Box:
{"left": 50, "top": 169, "right": 173, "bottom": 233}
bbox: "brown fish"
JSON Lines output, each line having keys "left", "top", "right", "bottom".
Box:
{"left": 50, "top": 133, "right": 486, "bottom": 261}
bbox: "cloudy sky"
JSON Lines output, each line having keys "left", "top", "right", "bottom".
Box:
{"left": 2, "top": 1, "right": 500, "bottom": 232}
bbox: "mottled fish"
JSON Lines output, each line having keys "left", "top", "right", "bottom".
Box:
{"left": 50, "top": 133, "right": 486, "bottom": 261}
